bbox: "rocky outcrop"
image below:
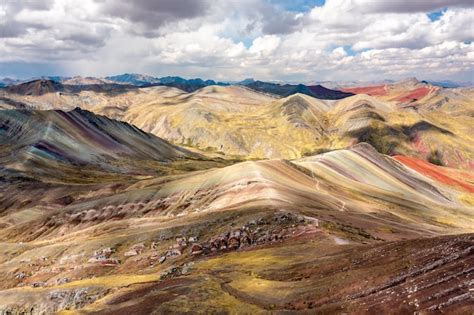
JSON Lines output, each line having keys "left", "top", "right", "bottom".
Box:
{"left": 124, "top": 243, "right": 146, "bottom": 257}
{"left": 0, "top": 287, "right": 109, "bottom": 315}
{"left": 191, "top": 212, "right": 315, "bottom": 256}
{"left": 88, "top": 247, "right": 120, "bottom": 265}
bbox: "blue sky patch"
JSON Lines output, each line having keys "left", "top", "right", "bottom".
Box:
{"left": 427, "top": 8, "right": 447, "bottom": 22}
{"left": 268, "top": 0, "right": 325, "bottom": 12}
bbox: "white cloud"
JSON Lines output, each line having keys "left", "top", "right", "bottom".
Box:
{"left": 0, "top": 0, "right": 473, "bottom": 82}
{"left": 249, "top": 35, "right": 281, "bottom": 56}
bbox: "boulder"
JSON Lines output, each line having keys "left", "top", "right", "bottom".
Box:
{"left": 188, "top": 236, "right": 198, "bottom": 243}
{"left": 123, "top": 243, "right": 146, "bottom": 257}
{"left": 166, "top": 249, "right": 182, "bottom": 257}
{"left": 15, "top": 272, "right": 27, "bottom": 279}
{"left": 124, "top": 249, "right": 139, "bottom": 257}
{"left": 191, "top": 244, "right": 203, "bottom": 255}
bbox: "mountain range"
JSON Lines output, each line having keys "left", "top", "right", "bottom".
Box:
{"left": 0, "top": 73, "right": 472, "bottom": 314}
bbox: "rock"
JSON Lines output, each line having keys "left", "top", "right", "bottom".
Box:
{"left": 15, "top": 272, "right": 27, "bottom": 279}
{"left": 124, "top": 250, "right": 138, "bottom": 257}
{"left": 228, "top": 236, "right": 240, "bottom": 249}
{"left": 176, "top": 237, "right": 187, "bottom": 247}
{"left": 191, "top": 243, "right": 203, "bottom": 255}
{"left": 32, "top": 282, "right": 46, "bottom": 288}
{"left": 129, "top": 243, "right": 145, "bottom": 252}
{"left": 48, "top": 287, "right": 109, "bottom": 311}
{"left": 124, "top": 243, "right": 145, "bottom": 257}
{"left": 166, "top": 249, "right": 182, "bottom": 257}
{"left": 182, "top": 262, "right": 194, "bottom": 274}
{"left": 92, "top": 247, "right": 114, "bottom": 259}
{"left": 188, "top": 236, "right": 198, "bottom": 243}
{"left": 240, "top": 235, "right": 252, "bottom": 247}
{"left": 89, "top": 247, "right": 118, "bottom": 263}
{"left": 159, "top": 256, "right": 166, "bottom": 264}
{"left": 99, "top": 258, "right": 120, "bottom": 266}
{"left": 151, "top": 241, "right": 159, "bottom": 250}
{"left": 160, "top": 262, "right": 194, "bottom": 280}
{"left": 56, "top": 277, "right": 70, "bottom": 285}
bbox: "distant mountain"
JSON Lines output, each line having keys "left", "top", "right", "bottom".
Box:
{"left": 0, "top": 78, "right": 21, "bottom": 88}
{"left": 4, "top": 79, "right": 140, "bottom": 97}
{"left": 306, "top": 85, "right": 355, "bottom": 99}
{"left": 105, "top": 73, "right": 229, "bottom": 92}
{"left": 105, "top": 73, "right": 161, "bottom": 86}
{"left": 63, "top": 76, "right": 114, "bottom": 85}
{"left": 240, "top": 80, "right": 353, "bottom": 100}
{"left": 6, "top": 79, "right": 65, "bottom": 96}
{"left": 159, "top": 76, "right": 229, "bottom": 92}
{"left": 36, "top": 76, "right": 71, "bottom": 83}
{"left": 309, "top": 79, "right": 395, "bottom": 89}
{"left": 238, "top": 78, "right": 256, "bottom": 85}
{"left": 422, "top": 80, "right": 468, "bottom": 88}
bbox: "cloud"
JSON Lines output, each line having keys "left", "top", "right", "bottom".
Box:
{"left": 356, "top": 0, "right": 473, "bottom": 13}
{"left": 0, "top": 0, "right": 472, "bottom": 82}
{"left": 96, "top": 0, "right": 210, "bottom": 37}
{"left": 0, "top": 0, "right": 54, "bottom": 38}
{"left": 259, "top": 5, "right": 305, "bottom": 35}
{"left": 249, "top": 35, "right": 281, "bottom": 55}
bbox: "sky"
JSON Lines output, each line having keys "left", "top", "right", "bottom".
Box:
{"left": 0, "top": 0, "right": 473, "bottom": 82}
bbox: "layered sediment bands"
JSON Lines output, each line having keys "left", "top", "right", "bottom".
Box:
{"left": 0, "top": 85, "right": 473, "bottom": 313}
{"left": 394, "top": 155, "right": 474, "bottom": 193}
{"left": 0, "top": 141, "right": 472, "bottom": 313}
{"left": 1, "top": 84, "right": 473, "bottom": 166}
{"left": 0, "top": 108, "right": 200, "bottom": 181}
{"left": 2, "top": 143, "right": 472, "bottom": 244}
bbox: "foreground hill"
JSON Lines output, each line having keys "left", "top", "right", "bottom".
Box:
{"left": 0, "top": 141, "right": 472, "bottom": 313}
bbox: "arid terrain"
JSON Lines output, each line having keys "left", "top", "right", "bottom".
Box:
{"left": 0, "top": 75, "right": 472, "bottom": 314}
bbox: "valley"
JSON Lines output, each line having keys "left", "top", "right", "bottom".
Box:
{"left": 0, "top": 77, "right": 473, "bottom": 314}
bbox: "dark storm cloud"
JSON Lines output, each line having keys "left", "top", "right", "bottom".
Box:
{"left": 0, "top": 21, "right": 28, "bottom": 38}
{"left": 0, "top": 0, "right": 55, "bottom": 38}
{"left": 20, "top": 0, "right": 55, "bottom": 11}
{"left": 1, "top": 0, "right": 55, "bottom": 12}
{"left": 97, "top": 0, "right": 210, "bottom": 35}
{"left": 261, "top": 10, "right": 303, "bottom": 35}
{"left": 364, "top": 0, "right": 473, "bottom": 13}
{"left": 58, "top": 25, "right": 113, "bottom": 48}
{"left": 61, "top": 33, "right": 106, "bottom": 46}
{"left": 240, "top": 1, "right": 305, "bottom": 36}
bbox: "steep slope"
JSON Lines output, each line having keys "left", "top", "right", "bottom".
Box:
{"left": 306, "top": 84, "right": 355, "bottom": 99}
{"left": 242, "top": 80, "right": 354, "bottom": 99}
{"left": 0, "top": 143, "right": 472, "bottom": 313}
{"left": 339, "top": 78, "right": 474, "bottom": 115}
{"left": 1, "top": 83, "right": 473, "bottom": 167}
{"left": 6, "top": 80, "right": 65, "bottom": 96}
{"left": 124, "top": 90, "right": 334, "bottom": 159}
{"left": 0, "top": 108, "right": 200, "bottom": 182}
{"left": 327, "top": 94, "right": 474, "bottom": 169}
{"left": 2, "top": 143, "right": 473, "bottom": 242}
